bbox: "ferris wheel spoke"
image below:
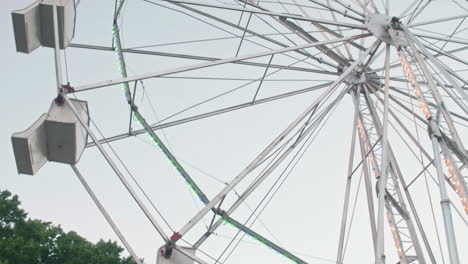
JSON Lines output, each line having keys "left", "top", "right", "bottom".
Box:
{"left": 332, "top": 0, "right": 366, "bottom": 17}
{"left": 405, "top": 0, "right": 432, "bottom": 25}
{"left": 158, "top": 0, "right": 330, "bottom": 70}
{"left": 408, "top": 14, "right": 468, "bottom": 28}
{"left": 278, "top": 18, "right": 348, "bottom": 67}
{"left": 364, "top": 83, "right": 426, "bottom": 126}
{"left": 157, "top": 2, "right": 336, "bottom": 70}
{"left": 172, "top": 40, "right": 380, "bottom": 245}
{"left": 411, "top": 27, "right": 468, "bottom": 44}
{"left": 263, "top": 0, "right": 364, "bottom": 64}
{"left": 73, "top": 33, "right": 371, "bottom": 92}
{"left": 235, "top": 0, "right": 342, "bottom": 68}
{"left": 413, "top": 33, "right": 468, "bottom": 46}
{"left": 370, "top": 77, "right": 466, "bottom": 110}
{"left": 410, "top": 34, "right": 468, "bottom": 93}
{"left": 417, "top": 42, "right": 468, "bottom": 87}
{"left": 351, "top": 0, "right": 371, "bottom": 15}
{"left": 154, "top": 0, "right": 368, "bottom": 29}
{"left": 194, "top": 83, "right": 351, "bottom": 250}
{"left": 85, "top": 81, "right": 333, "bottom": 148}
{"left": 215, "top": 214, "right": 308, "bottom": 264}
{"left": 309, "top": 22, "right": 367, "bottom": 52}
{"left": 306, "top": 0, "right": 365, "bottom": 23}
{"left": 363, "top": 0, "right": 380, "bottom": 14}
{"left": 399, "top": 0, "right": 424, "bottom": 19}
{"left": 70, "top": 43, "right": 335, "bottom": 75}
{"left": 422, "top": 62, "right": 468, "bottom": 116}
{"left": 401, "top": 27, "right": 468, "bottom": 150}
{"left": 387, "top": 87, "right": 468, "bottom": 122}
{"left": 437, "top": 17, "right": 467, "bottom": 52}
{"left": 422, "top": 44, "right": 468, "bottom": 66}
{"left": 359, "top": 41, "right": 383, "bottom": 72}
{"left": 234, "top": 0, "right": 304, "bottom": 52}
{"left": 125, "top": 31, "right": 336, "bottom": 50}
{"left": 269, "top": 0, "right": 358, "bottom": 64}
{"left": 62, "top": 94, "right": 171, "bottom": 242}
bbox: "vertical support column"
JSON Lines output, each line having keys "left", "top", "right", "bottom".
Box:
{"left": 52, "top": 3, "right": 63, "bottom": 94}
{"left": 363, "top": 90, "right": 426, "bottom": 264}
{"left": 354, "top": 90, "right": 378, "bottom": 253}
{"left": 429, "top": 119, "right": 460, "bottom": 264}
{"left": 336, "top": 97, "right": 359, "bottom": 264}
{"left": 375, "top": 44, "right": 391, "bottom": 264}
{"left": 390, "top": 25, "right": 461, "bottom": 263}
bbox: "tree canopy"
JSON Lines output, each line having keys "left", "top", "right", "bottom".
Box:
{"left": 0, "top": 190, "right": 138, "bottom": 264}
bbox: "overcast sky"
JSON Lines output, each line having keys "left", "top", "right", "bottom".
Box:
{"left": 1, "top": 0, "right": 467, "bottom": 263}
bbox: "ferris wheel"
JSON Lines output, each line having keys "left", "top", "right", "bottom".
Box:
{"left": 9, "top": 0, "right": 468, "bottom": 263}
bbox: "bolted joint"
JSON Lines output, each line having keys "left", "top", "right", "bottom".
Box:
{"left": 162, "top": 242, "right": 173, "bottom": 259}
{"left": 54, "top": 94, "right": 65, "bottom": 106}
{"left": 440, "top": 198, "right": 451, "bottom": 205}
{"left": 60, "top": 83, "right": 75, "bottom": 94}
{"left": 391, "top": 16, "right": 401, "bottom": 29}
{"left": 427, "top": 117, "right": 441, "bottom": 139}
{"left": 161, "top": 232, "right": 183, "bottom": 259}
{"left": 212, "top": 208, "right": 226, "bottom": 217}
{"left": 130, "top": 104, "right": 138, "bottom": 112}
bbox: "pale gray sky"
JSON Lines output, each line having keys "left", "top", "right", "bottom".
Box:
{"left": 1, "top": 0, "right": 467, "bottom": 263}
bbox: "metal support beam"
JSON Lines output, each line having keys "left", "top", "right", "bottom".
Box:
{"left": 69, "top": 43, "right": 336, "bottom": 75}
{"left": 85, "top": 82, "right": 333, "bottom": 147}
{"left": 278, "top": 17, "right": 349, "bottom": 66}
{"left": 194, "top": 84, "right": 350, "bottom": 248}
{"left": 160, "top": 1, "right": 337, "bottom": 68}
{"left": 173, "top": 41, "right": 379, "bottom": 242}
{"left": 52, "top": 3, "right": 63, "bottom": 94}
{"left": 63, "top": 94, "right": 170, "bottom": 242}
{"left": 429, "top": 119, "right": 460, "bottom": 264}
{"left": 157, "top": 0, "right": 368, "bottom": 29}
{"left": 402, "top": 27, "right": 467, "bottom": 154}
{"left": 336, "top": 99, "right": 359, "bottom": 264}
{"left": 73, "top": 33, "right": 371, "bottom": 92}
{"left": 408, "top": 14, "right": 468, "bottom": 27}
{"left": 404, "top": 26, "right": 468, "bottom": 105}
{"left": 375, "top": 44, "right": 391, "bottom": 264}
{"left": 363, "top": 89, "right": 427, "bottom": 264}
{"left": 219, "top": 213, "right": 308, "bottom": 264}
{"left": 70, "top": 165, "right": 142, "bottom": 264}
{"left": 132, "top": 106, "right": 210, "bottom": 204}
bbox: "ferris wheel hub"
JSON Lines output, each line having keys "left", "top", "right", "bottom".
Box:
{"left": 337, "top": 64, "right": 366, "bottom": 85}
{"left": 337, "top": 63, "right": 377, "bottom": 85}
{"left": 365, "top": 14, "right": 407, "bottom": 46}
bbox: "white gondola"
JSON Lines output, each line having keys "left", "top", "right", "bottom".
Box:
{"left": 12, "top": 0, "right": 76, "bottom": 53}
{"left": 11, "top": 98, "right": 89, "bottom": 175}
